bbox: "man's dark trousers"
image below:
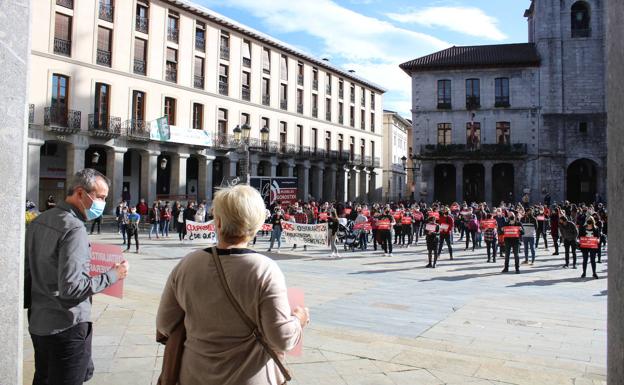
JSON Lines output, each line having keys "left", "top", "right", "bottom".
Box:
{"left": 31, "top": 322, "right": 94, "bottom": 385}
{"left": 437, "top": 233, "right": 453, "bottom": 259}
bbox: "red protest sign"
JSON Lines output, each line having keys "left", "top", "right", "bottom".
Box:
{"left": 481, "top": 219, "right": 497, "bottom": 229}
{"left": 579, "top": 236, "right": 599, "bottom": 249}
{"left": 393, "top": 211, "right": 402, "bottom": 220}
{"left": 503, "top": 226, "right": 521, "bottom": 238}
{"left": 362, "top": 210, "right": 370, "bottom": 217}
{"left": 439, "top": 223, "right": 450, "bottom": 233}
{"left": 401, "top": 217, "right": 413, "bottom": 225}
{"left": 377, "top": 220, "right": 391, "bottom": 230}
{"left": 429, "top": 211, "right": 440, "bottom": 220}
{"left": 425, "top": 223, "right": 438, "bottom": 233}
{"left": 412, "top": 211, "right": 423, "bottom": 221}
{"left": 354, "top": 222, "right": 372, "bottom": 231}
{"left": 318, "top": 212, "right": 328, "bottom": 221}
{"left": 536, "top": 215, "right": 545, "bottom": 221}
{"left": 90, "top": 243, "right": 124, "bottom": 299}
{"left": 261, "top": 223, "right": 273, "bottom": 232}
{"left": 498, "top": 233, "right": 505, "bottom": 243}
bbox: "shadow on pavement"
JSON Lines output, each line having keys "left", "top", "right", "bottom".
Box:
{"left": 507, "top": 274, "right": 607, "bottom": 287}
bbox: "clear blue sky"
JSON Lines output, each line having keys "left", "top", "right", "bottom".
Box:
{"left": 197, "top": 0, "right": 532, "bottom": 117}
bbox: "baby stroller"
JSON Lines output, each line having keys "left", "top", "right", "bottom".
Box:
{"left": 343, "top": 222, "right": 361, "bottom": 251}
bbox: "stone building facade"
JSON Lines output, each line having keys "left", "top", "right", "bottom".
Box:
{"left": 400, "top": 0, "right": 606, "bottom": 205}
{"left": 382, "top": 111, "right": 409, "bottom": 202}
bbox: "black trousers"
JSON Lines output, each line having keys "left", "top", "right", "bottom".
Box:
{"left": 581, "top": 248, "right": 597, "bottom": 275}
{"left": 465, "top": 230, "right": 476, "bottom": 250}
{"left": 486, "top": 240, "right": 497, "bottom": 261}
{"left": 535, "top": 228, "right": 548, "bottom": 248}
{"left": 380, "top": 230, "right": 392, "bottom": 253}
{"left": 401, "top": 225, "right": 412, "bottom": 244}
{"left": 437, "top": 233, "right": 453, "bottom": 258}
{"left": 89, "top": 217, "right": 101, "bottom": 234}
{"left": 31, "top": 322, "right": 94, "bottom": 385}
{"left": 563, "top": 239, "right": 577, "bottom": 266}
{"left": 505, "top": 241, "right": 520, "bottom": 271}
{"left": 126, "top": 229, "right": 139, "bottom": 250}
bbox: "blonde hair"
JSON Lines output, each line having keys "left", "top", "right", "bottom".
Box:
{"left": 212, "top": 185, "right": 266, "bottom": 244}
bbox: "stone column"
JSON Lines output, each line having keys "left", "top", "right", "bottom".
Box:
{"left": 0, "top": 1, "right": 29, "bottom": 382}
{"left": 198, "top": 154, "right": 216, "bottom": 203}
{"left": 359, "top": 169, "right": 369, "bottom": 203}
{"left": 337, "top": 166, "right": 349, "bottom": 202}
{"left": 269, "top": 157, "right": 278, "bottom": 177}
{"left": 607, "top": 2, "right": 624, "bottom": 382}
{"left": 225, "top": 153, "right": 239, "bottom": 177}
{"left": 106, "top": 147, "right": 127, "bottom": 214}
{"left": 349, "top": 168, "right": 358, "bottom": 201}
{"left": 66, "top": 144, "right": 87, "bottom": 180}
{"left": 27, "top": 139, "right": 44, "bottom": 206}
{"left": 171, "top": 153, "right": 189, "bottom": 197}
{"left": 325, "top": 164, "right": 337, "bottom": 201}
{"left": 249, "top": 154, "right": 259, "bottom": 177}
{"left": 368, "top": 169, "right": 378, "bottom": 202}
{"left": 286, "top": 160, "right": 295, "bottom": 177}
{"left": 297, "top": 161, "right": 310, "bottom": 201}
{"left": 484, "top": 161, "right": 493, "bottom": 206}
{"left": 140, "top": 150, "right": 159, "bottom": 205}
{"left": 311, "top": 163, "right": 324, "bottom": 201}
{"left": 455, "top": 162, "right": 464, "bottom": 203}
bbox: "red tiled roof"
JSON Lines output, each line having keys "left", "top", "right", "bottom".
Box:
{"left": 399, "top": 43, "right": 540, "bottom": 74}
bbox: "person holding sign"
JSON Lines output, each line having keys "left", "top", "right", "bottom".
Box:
{"left": 377, "top": 208, "right": 395, "bottom": 257}
{"left": 267, "top": 208, "right": 285, "bottom": 253}
{"left": 558, "top": 216, "right": 579, "bottom": 268}
{"left": 578, "top": 217, "right": 601, "bottom": 279}
{"left": 157, "top": 185, "right": 309, "bottom": 385}
{"left": 535, "top": 208, "right": 549, "bottom": 251}
{"left": 424, "top": 216, "right": 440, "bottom": 268}
{"left": 502, "top": 213, "right": 524, "bottom": 274}
{"left": 25, "top": 169, "right": 129, "bottom": 385}
{"left": 400, "top": 210, "right": 413, "bottom": 247}
{"left": 437, "top": 208, "right": 454, "bottom": 260}
{"left": 520, "top": 210, "right": 538, "bottom": 265}
{"left": 481, "top": 214, "right": 498, "bottom": 263}
{"left": 328, "top": 209, "right": 341, "bottom": 258}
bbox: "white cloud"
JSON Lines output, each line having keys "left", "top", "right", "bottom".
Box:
{"left": 387, "top": 6, "right": 508, "bottom": 41}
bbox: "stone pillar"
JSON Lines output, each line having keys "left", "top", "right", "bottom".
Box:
{"left": 325, "top": 164, "right": 337, "bottom": 201}
{"left": 198, "top": 154, "right": 216, "bottom": 203}
{"left": 249, "top": 155, "right": 259, "bottom": 177}
{"left": 368, "top": 169, "right": 378, "bottom": 202}
{"left": 311, "top": 163, "right": 324, "bottom": 201}
{"left": 484, "top": 161, "right": 493, "bottom": 206}
{"left": 359, "top": 169, "right": 369, "bottom": 203}
{"left": 269, "top": 158, "right": 278, "bottom": 177}
{"left": 297, "top": 161, "right": 310, "bottom": 201}
{"left": 456, "top": 163, "right": 464, "bottom": 203}
{"left": 106, "top": 147, "right": 127, "bottom": 214}
{"left": 349, "top": 168, "right": 358, "bottom": 201}
{"left": 0, "top": 1, "right": 29, "bottom": 382}
{"left": 607, "top": 2, "right": 624, "bottom": 382}
{"left": 286, "top": 161, "right": 295, "bottom": 177}
{"left": 225, "top": 154, "right": 239, "bottom": 177}
{"left": 66, "top": 144, "right": 87, "bottom": 180}
{"left": 27, "top": 139, "right": 44, "bottom": 206}
{"left": 337, "top": 166, "right": 349, "bottom": 202}
{"left": 171, "top": 153, "right": 189, "bottom": 196}
{"left": 140, "top": 150, "right": 159, "bottom": 205}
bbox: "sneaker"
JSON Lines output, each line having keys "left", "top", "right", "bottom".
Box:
{"left": 501, "top": 268, "right": 509, "bottom": 273}
{"left": 593, "top": 273, "right": 599, "bottom": 279}
{"left": 425, "top": 263, "right": 432, "bottom": 268}
{"left": 522, "top": 261, "right": 529, "bottom": 264}
{"left": 572, "top": 265, "right": 577, "bottom": 269}
{"left": 552, "top": 252, "right": 559, "bottom": 255}
{"left": 515, "top": 269, "right": 520, "bottom": 274}
{"left": 581, "top": 273, "right": 586, "bottom": 278}
{"left": 562, "top": 264, "right": 569, "bottom": 268}
{"left": 382, "top": 253, "right": 388, "bottom": 257}
{"left": 388, "top": 253, "right": 393, "bottom": 257}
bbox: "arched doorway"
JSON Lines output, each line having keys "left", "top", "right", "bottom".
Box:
{"left": 434, "top": 164, "right": 456, "bottom": 204}
{"left": 39, "top": 141, "right": 68, "bottom": 210}
{"left": 187, "top": 156, "right": 199, "bottom": 200}
{"left": 156, "top": 154, "right": 171, "bottom": 196}
{"left": 212, "top": 158, "right": 224, "bottom": 189}
{"left": 464, "top": 164, "right": 485, "bottom": 203}
{"left": 492, "top": 163, "right": 514, "bottom": 206}
{"left": 567, "top": 158, "right": 597, "bottom": 204}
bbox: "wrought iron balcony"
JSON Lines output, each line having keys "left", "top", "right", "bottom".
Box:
{"left": 29, "top": 104, "right": 34, "bottom": 124}
{"left": 352, "top": 153, "right": 362, "bottom": 165}
{"left": 242, "top": 87, "right": 250, "bottom": 101}
{"left": 262, "top": 95, "right": 270, "bottom": 106}
{"left": 417, "top": 143, "right": 528, "bottom": 160}
{"left": 88, "top": 114, "right": 121, "bottom": 138}
{"left": 242, "top": 57, "right": 251, "bottom": 68}
{"left": 195, "top": 36, "right": 205, "bottom": 51}
{"left": 364, "top": 155, "right": 373, "bottom": 167}
{"left": 279, "top": 143, "right": 297, "bottom": 156}
{"left": 312, "top": 107, "right": 318, "bottom": 118}
{"left": 99, "top": 3, "right": 114, "bottom": 22}
{"left": 136, "top": 16, "right": 149, "bottom": 33}
{"left": 258, "top": 140, "right": 279, "bottom": 154}
{"left": 96, "top": 49, "right": 111, "bottom": 67}
{"left": 328, "top": 150, "right": 338, "bottom": 160}
{"left": 297, "top": 75, "right": 304, "bottom": 86}
{"left": 134, "top": 59, "right": 146, "bottom": 75}
{"left": 44, "top": 107, "right": 81, "bottom": 133}
{"left": 220, "top": 46, "right": 230, "bottom": 60}
{"left": 213, "top": 133, "right": 238, "bottom": 149}
{"left": 437, "top": 101, "right": 452, "bottom": 110}
{"left": 219, "top": 81, "right": 228, "bottom": 96}
{"left": 338, "top": 115, "right": 344, "bottom": 125}
{"left": 167, "top": 28, "right": 179, "bottom": 43}
{"left": 297, "top": 104, "right": 303, "bottom": 114}
{"left": 56, "top": 0, "right": 73, "bottom": 9}
{"left": 194, "top": 75, "right": 204, "bottom": 89}
{"left": 495, "top": 97, "right": 510, "bottom": 108}
{"left": 166, "top": 68, "right": 177, "bottom": 83}
{"left": 373, "top": 157, "right": 381, "bottom": 168}
{"left": 54, "top": 38, "right": 71, "bottom": 56}
{"left": 296, "top": 146, "right": 311, "bottom": 159}
{"left": 466, "top": 96, "right": 480, "bottom": 110}
{"left": 311, "top": 148, "right": 326, "bottom": 159}
{"left": 280, "top": 100, "right": 287, "bottom": 110}
{"left": 123, "top": 119, "right": 150, "bottom": 141}
{"left": 313, "top": 79, "right": 318, "bottom": 90}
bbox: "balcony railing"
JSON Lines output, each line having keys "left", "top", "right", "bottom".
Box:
{"left": 44, "top": 107, "right": 81, "bottom": 133}
{"left": 123, "top": 119, "right": 150, "bottom": 141}
{"left": 136, "top": 16, "right": 149, "bottom": 33}
{"left": 99, "top": 3, "right": 114, "bottom": 22}
{"left": 134, "top": 59, "right": 146, "bottom": 75}
{"left": 194, "top": 75, "right": 204, "bottom": 89}
{"left": 313, "top": 79, "right": 318, "bottom": 90}
{"left": 364, "top": 155, "right": 372, "bottom": 167}
{"left": 418, "top": 143, "right": 528, "bottom": 159}
{"left": 466, "top": 96, "right": 480, "bottom": 110}
{"left": 220, "top": 46, "right": 230, "bottom": 60}
{"left": 297, "top": 104, "right": 303, "bottom": 114}
{"left": 495, "top": 97, "right": 510, "bottom": 108}
{"left": 311, "top": 148, "right": 326, "bottom": 159}
{"left": 167, "top": 28, "right": 179, "bottom": 43}
{"left": 326, "top": 112, "right": 331, "bottom": 121}
{"left": 195, "top": 37, "right": 205, "bottom": 51}
{"left": 312, "top": 107, "right": 318, "bottom": 118}
{"left": 297, "top": 75, "right": 304, "bottom": 86}
{"left": 352, "top": 153, "right": 362, "bottom": 165}
{"left": 213, "top": 133, "right": 238, "bottom": 149}
{"left": 296, "top": 146, "right": 311, "bottom": 158}
{"left": 219, "top": 81, "right": 228, "bottom": 96}
{"left": 29, "top": 104, "right": 34, "bottom": 124}
{"left": 56, "top": 0, "right": 73, "bottom": 9}
{"left": 243, "top": 57, "right": 251, "bottom": 68}
{"left": 166, "top": 68, "right": 177, "bottom": 83}
{"left": 572, "top": 28, "right": 591, "bottom": 38}
{"left": 242, "top": 87, "right": 250, "bottom": 101}
{"left": 96, "top": 49, "right": 111, "bottom": 67}
{"left": 328, "top": 150, "right": 338, "bottom": 160}
{"left": 262, "top": 95, "right": 270, "bottom": 106}
{"left": 280, "top": 100, "right": 287, "bottom": 110}
{"left": 88, "top": 114, "right": 121, "bottom": 138}
{"left": 339, "top": 89, "right": 344, "bottom": 99}
{"left": 278, "top": 143, "right": 297, "bottom": 156}
{"left": 437, "top": 101, "right": 452, "bottom": 110}
{"left": 338, "top": 151, "right": 350, "bottom": 162}
{"left": 54, "top": 38, "right": 71, "bottom": 56}
{"left": 338, "top": 115, "right": 344, "bottom": 125}
{"left": 372, "top": 157, "right": 380, "bottom": 167}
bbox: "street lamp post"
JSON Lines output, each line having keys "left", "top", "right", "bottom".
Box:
{"left": 233, "top": 123, "right": 270, "bottom": 185}
{"left": 402, "top": 155, "right": 421, "bottom": 201}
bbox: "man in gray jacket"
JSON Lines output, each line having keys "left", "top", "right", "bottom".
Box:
{"left": 558, "top": 216, "right": 579, "bottom": 268}
{"left": 25, "top": 169, "right": 129, "bottom": 385}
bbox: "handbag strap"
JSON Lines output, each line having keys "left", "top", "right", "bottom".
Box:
{"left": 208, "top": 247, "right": 292, "bottom": 382}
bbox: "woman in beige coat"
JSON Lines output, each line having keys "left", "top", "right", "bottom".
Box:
{"left": 157, "top": 185, "right": 310, "bottom": 385}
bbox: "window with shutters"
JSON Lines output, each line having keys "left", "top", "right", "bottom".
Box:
{"left": 312, "top": 94, "right": 318, "bottom": 118}
{"left": 195, "top": 22, "right": 205, "bottom": 51}
{"left": 262, "top": 48, "right": 271, "bottom": 74}
{"left": 135, "top": 3, "right": 149, "bottom": 33}
{"left": 297, "top": 62, "right": 304, "bottom": 86}
{"left": 192, "top": 103, "right": 203, "bottom": 130}
{"left": 96, "top": 27, "right": 112, "bottom": 67}
{"left": 194, "top": 57, "right": 204, "bottom": 89}
{"left": 325, "top": 98, "right": 331, "bottom": 121}
{"left": 360, "top": 109, "right": 365, "bottom": 130}
{"left": 496, "top": 122, "right": 511, "bottom": 144}
{"left": 164, "top": 97, "right": 176, "bottom": 125}
{"left": 325, "top": 131, "right": 331, "bottom": 151}
{"left": 280, "top": 55, "right": 288, "bottom": 81}
{"left": 166, "top": 48, "right": 177, "bottom": 83}
{"left": 312, "top": 67, "right": 318, "bottom": 90}
{"left": 437, "top": 80, "right": 451, "bottom": 109}
{"left": 220, "top": 31, "right": 230, "bottom": 60}
{"left": 167, "top": 12, "right": 179, "bottom": 42}
{"left": 54, "top": 13, "right": 72, "bottom": 56}
{"left": 338, "top": 101, "right": 344, "bottom": 124}
{"left": 350, "top": 106, "right": 355, "bottom": 127}
{"left": 495, "top": 78, "right": 510, "bottom": 107}
{"left": 133, "top": 38, "right": 147, "bottom": 75}
{"left": 218, "top": 108, "right": 228, "bottom": 136}
{"left": 280, "top": 84, "right": 287, "bottom": 110}
{"left": 262, "top": 78, "right": 270, "bottom": 106}
{"left": 242, "top": 71, "right": 251, "bottom": 101}
{"left": 466, "top": 122, "right": 481, "bottom": 149}
{"left": 437, "top": 123, "right": 452, "bottom": 145}
{"left": 242, "top": 40, "right": 251, "bottom": 67}
{"left": 466, "top": 79, "right": 480, "bottom": 109}
{"left": 93, "top": 83, "right": 110, "bottom": 129}
{"left": 296, "top": 89, "right": 303, "bottom": 114}
{"left": 219, "top": 64, "right": 228, "bottom": 95}
{"left": 297, "top": 125, "right": 304, "bottom": 147}
{"left": 132, "top": 91, "right": 145, "bottom": 122}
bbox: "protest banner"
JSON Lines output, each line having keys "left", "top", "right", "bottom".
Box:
{"left": 186, "top": 220, "right": 217, "bottom": 242}
{"left": 425, "top": 223, "right": 438, "bottom": 232}
{"left": 579, "top": 236, "right": 600, "bottom": 249}
{"left": 392, "top": 211, "right": 402, "bottom": 221}
{"left": 354, "top": 222, "right": 372, "bottom": 231}
{"left": 90, "top": 243, "right": 124, "bottom": 299}
{"left": 281, "top": 221, "right": 328, "bottom": 246}
{"left": 503, "top": 226, "right": 521, "bottom": 238}
{"left": 429, "top": 211, "right": 440, "bottom": 220}
{"left": 376, "top": 219, "right": 392, "bottom": 230}
{"left": 481, "top": 219, "right": 497, "bottom": 229}
{"left": 261, "top": 223, "right": 273, "bottom": 232}
{"left": 401, "top": 216, "right": 413, "bottom": 225}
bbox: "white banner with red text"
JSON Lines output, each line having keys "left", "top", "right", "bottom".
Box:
{"left": 281, "top": 221, "right": 329, "bottom": 246}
